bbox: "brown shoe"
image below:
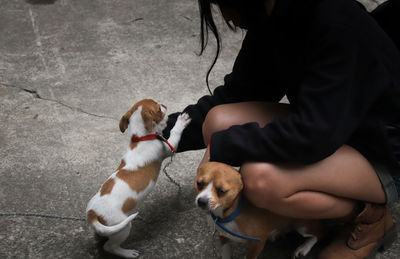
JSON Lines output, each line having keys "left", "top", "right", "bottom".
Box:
{"left": 318, "top": 203, "right": 397, "bottom": 259}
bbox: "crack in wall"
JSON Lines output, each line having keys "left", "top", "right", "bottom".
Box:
{"left": 0, "top": 82, "right": 117, "bottom": 121}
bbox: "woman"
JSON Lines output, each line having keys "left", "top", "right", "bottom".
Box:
{"left": 164, "top": 0, "right": 400, "bottom": 257}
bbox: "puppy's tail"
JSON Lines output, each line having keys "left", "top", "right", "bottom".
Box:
{"left": 87, "top": 210, "right": 138, "bottom": 236}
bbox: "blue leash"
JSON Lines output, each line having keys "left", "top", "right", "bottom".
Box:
{"left": 209, "top": 198, "right": 261, "bottom": 242}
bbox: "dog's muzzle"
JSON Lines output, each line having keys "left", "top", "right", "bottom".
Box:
{"left": 197, "top": 197, "right": 208, "bottom": 209}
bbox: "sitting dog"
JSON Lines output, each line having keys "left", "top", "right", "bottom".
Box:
{"left": 195, "top": 162, "right": 324, "bottom": 259}
{"left": 86, "top": 99, "right": 191, "bottom": 258}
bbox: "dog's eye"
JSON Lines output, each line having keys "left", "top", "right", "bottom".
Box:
{"left": 197, "top": 181, "right": 205, "bottom": 190}
{"left": 216, "top": 188, "right": 226, "bottom": 197}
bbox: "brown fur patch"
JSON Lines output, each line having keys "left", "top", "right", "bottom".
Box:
{"left": 98, "top": 215, "right": 107, "bottom": 226}
{"left": 116, "top": 161, "right": 161, "bottom": 192}
{"left": 117, "top": 160, "right": 126, "bottom": 171}
{"left": 130, "top": 137, "right": 139, "bottom": 150}
{"left": 100, "top": 178, "right": 115, "bottom": 196}
{"left": 87, "top": 209, "right": 108, "bottom": 226}
{"left": 87, "top": 209, "right": 97, "bottom": 224}
{"left": 122, "top": 197, "right": 137, "bottom": 214}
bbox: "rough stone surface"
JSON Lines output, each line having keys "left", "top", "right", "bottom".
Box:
{"left": 0, "top": 0, "right": 398, "bottom": 258}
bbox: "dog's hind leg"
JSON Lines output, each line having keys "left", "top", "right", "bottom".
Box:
{"left": 103, "top": 223, "right": 139, "bottom": 258}
{"left": 293, "top": 226, "right": 319, "bottom": 259}
{"left": 293, "top": 220, "right": 324, "bottom": 258}
{"left": 292, "top": 235, "right": 317, "bottom": 259}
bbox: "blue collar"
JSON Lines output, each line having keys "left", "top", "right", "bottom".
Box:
{"left": 209, "top": 198, "right": 261, "bottom": 242}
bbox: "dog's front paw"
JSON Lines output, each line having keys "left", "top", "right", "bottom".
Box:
{"left": 176, "top": 113, "right": 191, "bottom": 129}
{"left": 168, "top": 113, "right": 191, "bottom": 148}
{"left": 292, "top": 244, "right": 310, "bottom": 259}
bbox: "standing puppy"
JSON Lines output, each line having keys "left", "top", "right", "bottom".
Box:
{"left": 86, "top": 99, "right": 191, "bottom": 258}
{"left": 195, "top": 162, "right": 324, "bottom": 259}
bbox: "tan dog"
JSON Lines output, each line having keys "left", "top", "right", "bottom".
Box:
{"left": 195, "top": 162, "right": 324, "bottom": 259}
{"left": 86, "top": 99, "right": 191, "bottom": 258}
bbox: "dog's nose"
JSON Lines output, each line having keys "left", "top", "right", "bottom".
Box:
{"left": 197, "top": 197, "right": 208, "bottom": 209}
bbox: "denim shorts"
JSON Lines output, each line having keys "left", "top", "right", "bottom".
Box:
{"left": 371, "top": 162, "right": 400, "bottom": 204}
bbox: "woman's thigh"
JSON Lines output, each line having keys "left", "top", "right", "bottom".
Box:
{"left": 202, "top": 101, "right": 386, "bottom": 204}
{"left": 241, "top": 145, "right": 386, "bottom": 205}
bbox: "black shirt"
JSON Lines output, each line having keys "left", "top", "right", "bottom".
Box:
{"left": 166, "top": 0, "right": 400, "bottom": 174}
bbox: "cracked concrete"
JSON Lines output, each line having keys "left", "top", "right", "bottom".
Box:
{"left": 1, "top": 0, "right": 398, "bottom": 258}
{"left": 0, "top": 82, "right": 117, "bottom": 120}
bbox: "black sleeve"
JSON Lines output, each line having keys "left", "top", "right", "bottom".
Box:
{"left": 163, "top": 76, "right": 242, "bottom": 152}
{"left": 370, "top": 0, "right": 400, "bottom": 50}
{"left": 210, "top": 25, "right": 390, "bottom": 166}
{"left": 163, "top": 29, "right": 285, "bottom": 152}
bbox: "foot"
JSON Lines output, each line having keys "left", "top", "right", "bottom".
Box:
{"left": 104, "top": 245, "right": 139, "bottom": 258}
{"left": 318, "top": 203, "right": 396, "bottom": 259}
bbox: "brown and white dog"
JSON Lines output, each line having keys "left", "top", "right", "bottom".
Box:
{"left": 86, "top": 99, "right": 191, "bottom": 258}
{"left": 195, "top": 162, "right": 324, "bottom": 259}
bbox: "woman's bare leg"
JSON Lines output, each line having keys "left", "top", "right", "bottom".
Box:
{"left": 201, "top": 102, "right": 386, "bottom": 219}
{"left": 240, "top": 146, "right": 385, "bottom": 219}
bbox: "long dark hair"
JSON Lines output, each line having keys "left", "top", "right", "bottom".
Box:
{"left": 197, "top": 0, "right": 266, "bottom": 94}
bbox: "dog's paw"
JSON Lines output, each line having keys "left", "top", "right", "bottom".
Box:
{"left": 292, "top": 252, "right": 305, "bottom": 259}
{"left": 106, "top": 247, "right": 139, "bottom": 258}
{"left": 176, "top": 113, "right": 191, "bottom": 129}
{"left": 127, "top": 249, "right": 139, "bottom": 258}
{"left": 292, "top": 245, "right": 311, "bottom": 259}
{"left": 120, "top": 249, "right": 139, "bottom": 258}
{"left": 292, "top": 235, "right": 317, "bottom": 259}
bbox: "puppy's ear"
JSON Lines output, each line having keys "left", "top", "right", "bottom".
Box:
{"left": 119, "top": 114, "right": 130, "bottom": 133}
{"left": 143, "top": 111, "right": 154, "bottom": 132}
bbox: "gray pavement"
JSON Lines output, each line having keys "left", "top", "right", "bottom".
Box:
{"left": 1, "top": 0, "right": 399, "bottom": 258}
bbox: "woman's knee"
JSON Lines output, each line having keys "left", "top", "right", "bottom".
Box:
{"left": 202, "top": 104, "right": 233, "bottom": 143}
{"left": 240, "top": 162, "right": 288, "bottom": 207}
{"left": 202, "top": 102, "right": 290, "bottom": 144}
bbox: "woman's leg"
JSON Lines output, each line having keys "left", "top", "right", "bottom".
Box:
{"left": 240, "top": 146, "right": 385, "bottom": 219}
{"left": 201, "top": 102, "right": 386, "bottom": 219}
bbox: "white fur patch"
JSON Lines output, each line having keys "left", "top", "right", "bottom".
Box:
{"left": 122, "top": 141, "right": 164, "bottom": 171}
{"left": 127, "top": 106, "right": 146, "bottom": 137}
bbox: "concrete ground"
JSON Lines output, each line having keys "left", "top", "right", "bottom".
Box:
{"left": 0, "top": 0, "right": 398, "bottom": 258}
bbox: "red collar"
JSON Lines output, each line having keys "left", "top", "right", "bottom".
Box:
{"left": 131, "top": 133, "right": 176, "bottom": 152}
